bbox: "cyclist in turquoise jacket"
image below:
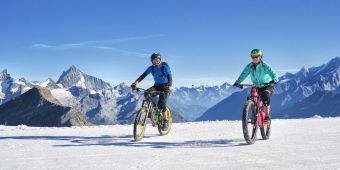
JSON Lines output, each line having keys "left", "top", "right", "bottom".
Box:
{"left": 233, "top": 49, "right": 279, "bottom": 124}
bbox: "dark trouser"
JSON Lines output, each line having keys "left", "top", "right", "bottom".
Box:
{"left": 145, "top": 84, "right": 170, "bottom": 112}
{"left": 258, "top": 85, "right": 274, "bottom": 106}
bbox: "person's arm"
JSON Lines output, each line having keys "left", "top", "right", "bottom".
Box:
{"left": 235, "top": 64, "right": 251, "bottom": 84}
{"left": 136, "top": 73, "right": 147, "bottom": 83}
{"left": 132, "top": 66, "right": 152, "bottom": 88}
{"left": 165, "top": 65, "right": 172, "bottom": 89}
{"left": 264, "top": 63, "right": 279, "bottom": 83}
{"left": 167, "top": 74, "right": 173, "bottom": 87}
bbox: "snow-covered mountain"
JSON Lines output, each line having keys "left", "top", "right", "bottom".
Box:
{"left": 168, "top": 83, "right": 238, "bottom": 121}
{"left": 2, "top": 57, "right": 340, "bottom": 123}
{"left": 0, "top": 66, "right": 187, "bottom": 125}
{"left": 0, "top": 65, "right": 237, "bottom": 124}
{"left": 279, "top": 90, "right": 340, "bottom": 118}
{"left": 40, "top": 78, "right": 60, "bottom": 89}
{"left": 0, "top": 69, "right": 34, "bottom": 105}
{"left": 198, "top": 57, "right": 340, "bottom": 121}
{"left": 56, "top": 65, "right": 112, "bottom": 90}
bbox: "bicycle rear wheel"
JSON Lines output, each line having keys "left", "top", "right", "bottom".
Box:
{"left": 157, "top": 106, "right": 172, "bottom": 135}
{"left": 260, "top": 118, "right": 271, "bottom": 140}
{"left": 242, "top": 100, "right": 258, "bottom": 145}
{"left": 133, "top": 108, "right": 148, "bottom": 141}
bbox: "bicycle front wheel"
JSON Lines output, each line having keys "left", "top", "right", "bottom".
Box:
{"left": 242, "top": 100, "right": 258, "bottom": 145}
{"left": 157, "top": 106, "right": 172, "bottom": 136}
{"left": 133, "top": 108, "right": 148, "bottom": 141}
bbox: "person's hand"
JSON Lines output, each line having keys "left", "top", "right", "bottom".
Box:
{"left": 131, "top": 82, "right": 138, "bottom": 90}
{"left": 269, "top": 80, "right": 276, "bottom": 86}
{"left": 165, "top": 86, "right": 172, "bottom": 91}
{"left": 233, "top": 83, "right": 243, "bottom": 89}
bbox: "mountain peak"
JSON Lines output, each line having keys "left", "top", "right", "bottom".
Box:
{"left": 294, "top": 67, "right": 309, "bottom": 78}
{"left": 56, "top": 66, "right": 84, "bottom": 87}
{"left": 18, "top": 77, "right": 28, "bottom": 82}
{"left": 220, "top": 82, "right": 231, "bottom": 89}
{"left": 326, "top": 56, "right": 340, "bottom": 67}
{"left": 114, "top": 82, "right": 131, "bottom": 95}
{"left": 41, "top": 78, "right": 59, "bottom": 89}
{"left": 300, "top": 67, "right": 309, "bottom": 73}
{"left": 57, "top": 66, "right": 111, "bottom": 90}
{"left": 67, "top": 65, "right": 82, "bottom": 74}
{"left": 0, "top": 69, "right": 10, "bottom": 81}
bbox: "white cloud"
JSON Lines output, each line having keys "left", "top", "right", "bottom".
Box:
{"left": 93, "top": 46, "right": 114, "bottom": 50}
{"left": 31, "top": 34, "right": 165, "bottom": 49}
{"left": 30, "top": 34, "right": 164, "bottom": 58}
{"left": 31, "top": 44, "right": 53, "bottom": 48}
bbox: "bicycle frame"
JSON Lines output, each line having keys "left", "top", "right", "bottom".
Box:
{"left": 250, "top": 87, "right": 266, "bottom": 128}
{"left": 133, "top": 87, "right": 173, "bottom": 141}
{"left": 137, "top": 88, "right": 164, "bottom": 126}
{"left": 241, "top": 84, "right": 269, "bottom": 128}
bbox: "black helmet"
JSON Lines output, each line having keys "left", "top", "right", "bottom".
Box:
{"left": 150, "top": 53, "right": 161, "bottom": 61}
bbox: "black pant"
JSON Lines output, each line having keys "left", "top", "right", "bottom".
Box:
{"left": 145, "top": 84, "right": 170, "bottom": 112}
{"left": 258, "top": 85, "right": 274, "bottom": 106}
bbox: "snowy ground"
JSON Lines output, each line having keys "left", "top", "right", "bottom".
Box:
{"left": 1, "top": 118, "right": 340, "bottom": 170}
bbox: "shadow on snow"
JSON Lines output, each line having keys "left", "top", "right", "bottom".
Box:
{"left": 0, "top": 134, "right": 248, "bottom": 148}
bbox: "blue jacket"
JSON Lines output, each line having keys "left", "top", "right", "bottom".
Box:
{"left": 136, "top": 63, "right": 172, "bottom": 86}
{"left": 235, "top": 61, "right": 279, "bottom": 87}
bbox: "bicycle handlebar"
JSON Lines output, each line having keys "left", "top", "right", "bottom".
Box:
{"left": 135, "top": 88, "right": 146, "bottom": 92}
{"left": 239, "top": 83, "right": 271, "bottom": 87}
{"left": 234, "top": 83, "right": 273, "bottom": 89}
{"left": 134, "top": 87, "right": 167, "bottom": 95}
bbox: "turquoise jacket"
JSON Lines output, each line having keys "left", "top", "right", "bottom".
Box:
{"left": 235, "top": 61, "right": 279, "bottom": 86}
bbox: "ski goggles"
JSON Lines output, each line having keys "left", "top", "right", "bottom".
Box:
{"left": 251, "top": 55, "right": 261, "bottom": 59}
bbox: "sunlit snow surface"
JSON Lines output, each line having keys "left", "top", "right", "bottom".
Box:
{"left": 1, "top": 117, "right": 339, "bottom": 169}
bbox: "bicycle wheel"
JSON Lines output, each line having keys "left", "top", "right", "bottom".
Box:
{"left": 242, "top": 100, "right": 258, "bottom": 145}
{"left": 157, "top": 106, "right": 172, "bottom": 135}
{"left": 260, "top": 117, "right": 271, "bottom": 140}
{"left": 133, "top": 108, "right": 148, "bottom": 141}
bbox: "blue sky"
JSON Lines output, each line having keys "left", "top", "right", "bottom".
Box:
{"left": 0, "top": 0, "right": 340, "bottom": 87}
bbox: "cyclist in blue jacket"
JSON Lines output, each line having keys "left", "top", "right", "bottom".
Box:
{"left": 131, "top": 53, "right": 172, "bottom": 130}
{"left": 233, "top": 49, "right": 279, "bottom": 124}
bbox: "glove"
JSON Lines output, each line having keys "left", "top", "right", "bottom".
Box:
{"left": 233, "top": 83, "right": 243, "bottom": 89}
{"left": 131, "top": 82, "right": 137, "bottom": 90}
{"left": 165, "top": 86, "right": 172, "bottom": 92}
{"left": 269, "top": 80, "right": 276, "bottom": 86}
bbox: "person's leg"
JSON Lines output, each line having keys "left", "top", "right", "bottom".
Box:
{"left": 158, "top": 89, "right": 169, "bottom": 121}
{"left": 144, "top": 86, "right": 157, "bottom": 98}
{"left": 144, "top": 86, "right": 157, "bottom": 118}
{"left": 260, "top": 86, "right": 273, "bottom": 124}
{"left": 156, "top": 85, "right": 170, "bottom": 130}
{"left": 264, "top": 105, "right": 270, "bottom": 116}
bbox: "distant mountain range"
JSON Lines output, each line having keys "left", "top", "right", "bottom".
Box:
{"left": 0, "top": 65, "right": 236, "bottom": 125}
{"left": 168, "top": 83, "right": 238, "bottom": 121}
{"left": 197, "top": 57, "right": 340, "bottom": 121}
{"left": 2, "top": 57, "right": 339, "bottom": 125}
